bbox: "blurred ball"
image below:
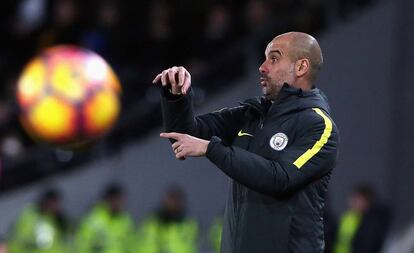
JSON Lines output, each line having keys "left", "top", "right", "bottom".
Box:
{"left": 16, "top": 45, "right": 121, "bottom": 147}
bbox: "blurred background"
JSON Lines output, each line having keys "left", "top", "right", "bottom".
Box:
{"left": 0, "top": 0, "right": 413, "bottom": 252}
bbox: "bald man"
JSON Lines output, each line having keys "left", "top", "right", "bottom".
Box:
{"left": 154, "top": 32, "right": 339, "bottom": 253}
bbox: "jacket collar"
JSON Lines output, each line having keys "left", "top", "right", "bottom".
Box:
{"left": 273, "top": 83, "right": 318, "bottom": 104}
{"left": 240, "top": 83, "right": 328, "bottom": 117}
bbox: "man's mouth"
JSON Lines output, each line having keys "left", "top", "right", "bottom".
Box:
{"left": 260, "top": 77, "right": 268, "bottom": 86}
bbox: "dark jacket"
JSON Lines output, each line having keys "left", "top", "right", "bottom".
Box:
{"left": 161, "top": 84, "right": 339, "bottom": 253}
{"left": 352, "top": 204, "right": 391, "bottom": 253}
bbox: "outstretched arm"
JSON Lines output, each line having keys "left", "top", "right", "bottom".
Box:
{"left": 161, "top": 111, "right": 339, "bottom": 197}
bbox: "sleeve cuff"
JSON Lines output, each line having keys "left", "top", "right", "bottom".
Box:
{"left": 206, "top": 136, "right": 224, "bottom": 160}
{"left": 161, "top": 87, "right": 193, "bottom": 115}
{"left": 161, "top": 86, "right": 185, "bottom": 100}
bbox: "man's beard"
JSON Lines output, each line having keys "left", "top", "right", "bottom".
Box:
{"left": 263, "top": 81, "right": 283, "bottom": 101}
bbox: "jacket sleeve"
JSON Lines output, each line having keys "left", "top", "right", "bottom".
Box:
{"left": 161, "top": 88, "right": 245, "bottom": 144}
{"left": 205, "top": 110, "right": 339, "bottom": 196}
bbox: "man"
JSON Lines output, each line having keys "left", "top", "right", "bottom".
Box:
{"left": 8, "top": 188, "right": 70, "bottom": 253}
{"left": 76, "top": 184, "right": 134, "bottom": 253}
{"left": 154, "top": 32, "right": 339, "bottom": 253}
{"left": 0, "top": 236, "right": 8, "bottom": 253}
{"left": 334, "top": 185, "right": 391, "bottom": 253}
{"left": 136, "top": 186, "right": 198, "bottom": 253}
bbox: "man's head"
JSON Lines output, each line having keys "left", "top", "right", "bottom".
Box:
{"left": 259, "top": 32, "right": 323, "bottom": 100}
{"left": 103, "top": 184, "right": 125, "bottom": 214}
{"left": 38, "top": 188, "right": 62, "bottom": 215}
{"left": 162, "top": 186, "right": 185, "bottom": 216}
{"left": 349, "top": 184, "right": 375, "bottom": 213}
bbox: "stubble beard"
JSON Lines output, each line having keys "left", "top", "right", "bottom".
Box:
{"left": 265, "top": 67, "right": 295, "bottom": 100}
{"left": 264, "top": 80, "right": 284, "bottom": 101}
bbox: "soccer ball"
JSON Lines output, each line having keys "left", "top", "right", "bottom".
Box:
{"left": 16, "top": 45, "right": 121, "bottom": 147}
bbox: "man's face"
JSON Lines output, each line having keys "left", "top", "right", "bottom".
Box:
{"left": 259, "top": 37, "right": 296, "bottom": 100}
{"left": 349, "top": 194, "right": 369, "bottom": 213}
{"left": 108, "top": 195, "right": 124, "bottom": 213}
{"left": 163, "top": 193, "right": 184, "bottom": 214}
{"left": 43, "top": 198, "right": 61, "bottom": 215}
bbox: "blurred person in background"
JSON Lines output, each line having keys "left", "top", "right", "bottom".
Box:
{"left": 36, "top": 0, "right": 81, "bottom": 49}
{"left": 334, "top": 184, "right": 391, "bottom": 253}
{"left": 244, "top": 0, "right": 271, "bottom": 34}
{"left": 0, "top": 236, "right": 8, "bottom": 253}
{"left": 8, "top": 188, "right": 70, "bottom": 253}
{"left": 209, "top": 215, "right": 223, "bottom": 253}
{"left": 244, "top": 0, "right": 274, "bottom": 55}
{"left": 138, "top": 1, "right": 177, "bottom": 78}
{"left": 136, "top": 186, "right": 198, "bottom": 253}
{"left": 76, "top": 183, "right": 134, "bottom": 253}
{"left": 155, "top": 31, "right": 339, "bottom": 253}
{"left": 80, "top": 0, "right": 124, "bottom": 64}
{"left": 191, "top": 4, "right": 244, "bottom": 90}
{"left": 120, "top": 0, "right": 178, "bottom": 107}
{"left": 2, "top": 1, "right": 42, "bottom": 75}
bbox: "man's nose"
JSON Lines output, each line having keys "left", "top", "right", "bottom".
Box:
{"left": 259, "top": 62, "right": 267, "bottom": 74}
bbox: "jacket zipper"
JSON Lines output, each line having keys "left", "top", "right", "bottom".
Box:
{"left": 234, "top": 102, "right": 264, "bottom": 251}
{"left": 259, "top": 116, "right": 264, "bottom": 129}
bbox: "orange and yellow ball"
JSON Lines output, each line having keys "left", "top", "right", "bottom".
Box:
{"left": 16, "top": 45, "right": 121, "bottom": 147}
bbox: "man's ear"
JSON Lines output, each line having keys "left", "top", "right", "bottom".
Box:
{"left": 296, "top": 58, "right": 310, "bottom": 78}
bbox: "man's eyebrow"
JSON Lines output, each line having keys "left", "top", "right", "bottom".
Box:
{"left": 266, "top": 49, "right": 282, "bottom": 57}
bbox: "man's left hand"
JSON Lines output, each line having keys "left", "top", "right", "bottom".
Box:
{"left": 160, "top": 132, "right": 210, "bottom": 160}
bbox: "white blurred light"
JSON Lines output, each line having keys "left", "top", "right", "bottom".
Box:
{"left": 18, "top": 0, "right": 46, "bottom": 32}
{"left": 1, "top": 136, "right": 23, "bottom": 157}
{"left": 35, "top": 221, "right": 54, "bottom": 249}
{"left": 84, "top": 56, "right": 107, "bottom": 83}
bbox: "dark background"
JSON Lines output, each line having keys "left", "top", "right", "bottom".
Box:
{"left": 1, "top": 0, "right": 413, "bottom": 252}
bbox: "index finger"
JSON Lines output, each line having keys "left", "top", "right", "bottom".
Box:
{"left": 160, "top": 132, "right": 183, "bottom": 140}
{"left": 152, "top": 73, "right": 162, "bottom": 84}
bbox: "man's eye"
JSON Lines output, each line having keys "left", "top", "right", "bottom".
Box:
{"left": 271, "top": 57, "right": 277, "bottom": 63}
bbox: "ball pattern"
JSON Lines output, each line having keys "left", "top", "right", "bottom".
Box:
{"left": 17, "top": 45, "right": 121, "bottom": 147}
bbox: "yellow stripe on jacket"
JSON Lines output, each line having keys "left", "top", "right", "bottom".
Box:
{"left": 293, "top": 108, "right": 333, "bottom": 169}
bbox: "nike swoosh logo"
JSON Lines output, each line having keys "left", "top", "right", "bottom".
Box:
{"left": 238, "top": 130, "right": 253, "bottom": 137}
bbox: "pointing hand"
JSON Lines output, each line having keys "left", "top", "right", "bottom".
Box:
{"left": 160, "top": 132, "right": 209, "bottom": 160}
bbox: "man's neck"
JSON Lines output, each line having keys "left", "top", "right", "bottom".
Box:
{"left": 291, "top": 79, "right": 312, "bottom": 91}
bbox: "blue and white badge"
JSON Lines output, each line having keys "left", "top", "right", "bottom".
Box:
{"left": 269, "top": 132, "right": 288, "bottom": 151}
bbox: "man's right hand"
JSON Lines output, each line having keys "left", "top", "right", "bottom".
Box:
{"left": 152, "top": 66, "right": 192, "bottom": 95}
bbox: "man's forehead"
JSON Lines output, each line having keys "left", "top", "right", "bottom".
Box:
{"left": 265, "top": 39, "right": 289, "bottom": 55}
{"left": 265, "top": 42, "right": 274, "bottom": 53}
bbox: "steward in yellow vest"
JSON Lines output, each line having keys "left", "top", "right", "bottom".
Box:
{"left": 9, "top": 189, "right": 70, "bottom": 253}
{"left": 136, "top": 187, "right": 198, "bottom": 253}
{"left": 76, "top": 184, "right": 134, "bottom": 253}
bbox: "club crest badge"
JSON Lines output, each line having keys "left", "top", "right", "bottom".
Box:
{"left": 269, "top": 133, "right": 288, "bottom": 151}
